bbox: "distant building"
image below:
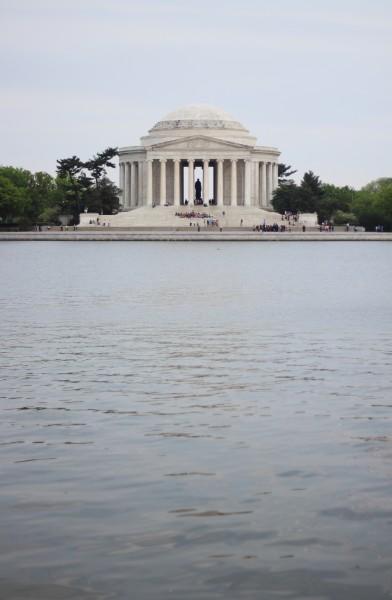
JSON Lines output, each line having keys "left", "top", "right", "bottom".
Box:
{"left": 118, "top": 104, "right": 280, "bottom": 209}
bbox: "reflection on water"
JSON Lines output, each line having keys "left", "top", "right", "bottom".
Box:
{"left": 1, "top": 241, "right": 392, "bottom": 599}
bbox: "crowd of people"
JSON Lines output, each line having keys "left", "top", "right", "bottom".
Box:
{"left": 205, "top": 218, "right": 219, "bottom": 227}
{"left": 87, "top": 218, "right": 111, "bottom": 227}
{"left": 281, "top": 211, "right": 300, "bottom": 226}
{"left": 319, "top": 222, "right": 334, "bottom": 231}
{"left": 187, "top": 218, "right": 220, "bottom": 227}
{"left": 175, "top": 211, "right": 211, "bottom": 219}
{"left": 253, "top": 223, "right": 289, "bottom": 232}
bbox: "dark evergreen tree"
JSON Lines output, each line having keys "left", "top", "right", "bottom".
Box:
{"left": 84, "top": 147, "right": 118, "bottom": 187}
{"left": 56, "top": 156, "right": 83, "bottom": 180}
{"left": 84, "top": 177, "right": 120, "bottom": 214}
{"left": 272, "top": 182, "right": 302, "bottom": 214}
{"left": 278, "top": 163, "right": 297, "bottom": 184}
{"left": 298, "top": 171, "right": 324, "bottom": 214}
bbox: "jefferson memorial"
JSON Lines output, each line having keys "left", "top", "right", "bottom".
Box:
{"left": 80, "top": 104, "right": 286, "bottom": 227}
{"left": 120, "top": 104, "right": 280, "bottom": 209}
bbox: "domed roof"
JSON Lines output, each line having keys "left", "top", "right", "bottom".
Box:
{"left": 150, "top": 104, "right": 248, "bottom": 132}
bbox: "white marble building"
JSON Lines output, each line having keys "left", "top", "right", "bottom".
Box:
{"left": 119, "top": 105, "right": 280, "bottom": 209}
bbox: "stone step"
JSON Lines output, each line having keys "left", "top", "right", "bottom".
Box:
{"left": 79, "top": 207, "right": 318, "bottom": 229}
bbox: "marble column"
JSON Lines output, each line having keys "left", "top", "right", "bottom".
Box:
{"left": 230, "top": 159, "right": 237, "bottom": 206}
{"left": 261, "top": 161, "right": 267, "bottom": 208}
{"left": 146, "top": 160, "right": 153, "bottom": 206}
{"left": 180, "top": 162, "right": 184, "bottom": 205}
{"left": 213, "top": 163, "right": 217, "bottom": 203}
{"left": 270, "top": 162, "right": 276, "bottom": 205}
{"left": 254, "top": 162, "right": 259, "bottom": 207}
{"left": 203, "top": 159, "right": 209, "bottom": 204}
{"left": 138, "top": 161, "right": 144, "bottom": 206}
{"left": 124, "top": 162, "right": 130, "bottom": 209}
{"left": 266, "top": 162, "right": 272, "bottom": 207}
{"left": 130, "top": 162, "right": 136, "bottom": 208}
{"left": 217, "top": 159, "right": 224, "bottom": 206}
{"left": 173, "top": 159, "right": 180, "bottom": 206}
{"left": 273, "top": 162, "right": 279, "bottom": 191}
{"left": 188, "top": 159, "right": 194, "bottom": 204}
{"left": 119, "top": 163, "right": 125, "bottom": 209}
{"left": 160, "top": 159, "right": 166, "bottom": 205}
{"left": 244, "top": 160, "right": 251, "bottom": 207}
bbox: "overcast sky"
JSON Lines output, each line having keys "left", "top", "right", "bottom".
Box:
{"left": 0, "top": 0, "right": 391, "bottom": 188}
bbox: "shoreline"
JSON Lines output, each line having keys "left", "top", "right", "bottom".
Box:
{"left": 1, "top": 231, "right": 392, "bottom": 242}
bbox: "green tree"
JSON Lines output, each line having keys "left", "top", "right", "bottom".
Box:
{"left": 84, "top": 177, "right": 120, "bottom": 214}
{"left": 84, "top": 147, "right": 118, "bottom": 187}
{"left": 374, "top": 180, "right": 392, "bottom": 228}
{"left": 0, "top": 175, "right": 25, "bottom": 224}
{"left": 56, "top": 156, "right": 83, "bottom": 180}
{"left": 333, "top": 210, "right": 358, "bottom": 226}
{"left": 0, "top": 166, "right": 37, "bottom": 226}
{"left": 278, "top": 163, "right": 297, "bottom": 184}
{"left": 56, "top": 157, "right": 91, "bottom": 223}
{"left": 54, "top": 175, "right": 91, "bottom": 223}
{"left": 272, "top": 182, "right": 302, "bottom": 214}
{"left": 298, "top": 171, "right": 324, "bottom": 214}
{"left": 37, "top": 205, "right": 61, "bottom": 225}
{"left": 318, "top": 184, "right": 355, "bottom": 222}
{"left": 272, "top": 170, "right": 326, "bottom": 219}
{"left": 0, "top": 166, "right": 34, "bottom": 190}
{"left": 55, "top": 148, "right": 119, "bottom": 222}
{"left": 352, "top": 179, "right": 392, "bottom": 230}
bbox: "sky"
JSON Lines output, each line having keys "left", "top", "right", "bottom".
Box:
{"left": 0, "top": 0, "right": 391, "bottom": 188}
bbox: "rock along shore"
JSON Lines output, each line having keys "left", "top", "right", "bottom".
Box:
{"left": 1, "top": 230, "right": 392, "bottom": 242}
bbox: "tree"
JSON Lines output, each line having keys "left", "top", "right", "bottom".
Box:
{"left": 361, "top": 177, "right": 392, "bottom": 194}
{"left": 0, "top": 166, "right": 34, "bottom": 190}
{"left": 56, "top": 156, "right": 83, "bottom": 180}
{"left": 0, "top": 175, "right": 25, "bottom": 224}
{"left": 55, "top": 148, "right": 119, "bottom": 222}
{"left": 56, "top": 156, "right": 91, "bottom": 223}
{"left": 333, "top": 210, "right": 358, "bottom": 226}
{"left": 82, "top": 147, "right": 119, "bottom": 215}
{"left": 0, "top": 166, "right": 41, "bottom": 226}
{"left": 84, "top": 177, "right": 120, "bottom": 214}
{"left": 374, "top": 180, "right": 392, "bottom": 228}
{"left": 272, "top": 182, "right": 302, "bottom": 214}
{"left": 352, "top": 179, "right": 392, "bottom": 231}
{"left": 84, "top": 147, "right": 118, "bottom": 188}
{"left": 318, "top": 184, "right": 354, "bottom": 223}
{"left": 0, "top": 149, "right": 120, "bottom": 228}
{"left": 299, "top": 171, "right": 324, "bottom": 214}
{"left": 37, "top": 205, "right": 61, "bottom": 225}
{"left": 278, "top": 163, "right": 297, "bottom": 184}
{"left": 272, "top": 170, "right": 325, "bottom": 218}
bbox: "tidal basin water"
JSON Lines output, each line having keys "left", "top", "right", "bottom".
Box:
{"left": 1, "top": 241, "right": 392, "bottom": 600}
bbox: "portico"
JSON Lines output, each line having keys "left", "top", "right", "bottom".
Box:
{"left": 119, "top": 105, "right": 280, "bottom": 211}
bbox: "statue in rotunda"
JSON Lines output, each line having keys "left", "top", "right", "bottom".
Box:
{"left": 195, "top": 178, "right": 202, "bottom": 201}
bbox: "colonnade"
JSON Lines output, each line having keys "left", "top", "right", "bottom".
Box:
{"left": 120, "top": 158, "right": 279, "bottom": 209}
{"left": 119, "top": 161, "right": 143, "bottom": 209}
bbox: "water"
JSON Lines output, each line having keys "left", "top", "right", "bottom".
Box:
{"left": 1, "top": 241, "right": 392, "bottom": 599}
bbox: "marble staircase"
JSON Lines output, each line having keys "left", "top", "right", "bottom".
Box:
{"left": 79, "top": 206, "right": 318, "bottom": 229}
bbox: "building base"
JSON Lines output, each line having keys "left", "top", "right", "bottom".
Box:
{"left": 79, "top": 206, "right": 318, "bottom": 229}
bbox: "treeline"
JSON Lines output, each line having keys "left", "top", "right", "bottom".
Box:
{"left": 274, "top": 165, "right": 392, "bottom": 230}
{"left": 1, "top": 154, "right": 391, "bottom": 230}
{"left": 0, "top": 148, "right": 120, "bottom": 228}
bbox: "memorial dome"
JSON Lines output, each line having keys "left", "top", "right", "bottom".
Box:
{"left": 150, "top": 104, "right": 248, "bottom": 132}
{"left": 142, "top": 104, "right": 256, "bottom": 147}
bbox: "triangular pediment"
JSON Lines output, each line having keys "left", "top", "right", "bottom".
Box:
{"left": 149, "top": 135, "right": 253, "bottom": 151}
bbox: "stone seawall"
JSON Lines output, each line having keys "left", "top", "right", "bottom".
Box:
{"left": 1, "top": 231, "right": 392, "bottom": 242}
